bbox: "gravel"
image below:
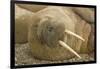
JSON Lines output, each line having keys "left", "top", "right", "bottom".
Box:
{"left": 15, "top": 43, "right": 95, "bottom": 66}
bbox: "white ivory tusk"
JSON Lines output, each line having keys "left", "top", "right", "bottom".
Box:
{"left": 59, "top": 40, "right": 82, "bottom": 59}
{"left": 65, "top": 30, "right": 85, "bottom": 41}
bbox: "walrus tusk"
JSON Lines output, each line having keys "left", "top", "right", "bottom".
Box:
{"left": 59, "top": 40, "right": 82, "bottom": 59}
{"left": 65, "top": 30, "right": 85, "bottom": 41}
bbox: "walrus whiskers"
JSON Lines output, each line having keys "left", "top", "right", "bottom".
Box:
{"left": 65, "top": 30, "right": 85, "bottom": 41}
{"left": 59, "top": 40, "right": 82, "bottom": 59}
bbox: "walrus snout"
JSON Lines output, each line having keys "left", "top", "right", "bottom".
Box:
{"left": 37, "top": 17, "right": 65, "bottom": 47}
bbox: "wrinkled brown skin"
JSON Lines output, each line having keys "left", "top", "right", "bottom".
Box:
{"left": 72, "top": 8, "right": 94, "bottom": 23}
{"left": 87, "top": 24, "right": 95, "bottom": 53}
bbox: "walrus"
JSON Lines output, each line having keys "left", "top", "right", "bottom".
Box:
{"left": 28, "top": 6, "right": 91, "bottom": 60}
{"left": 15, "top": 5, "right": 34, "bottom": 43}
{"left": 72, "top": 7, "right": 94, "bottom": 23}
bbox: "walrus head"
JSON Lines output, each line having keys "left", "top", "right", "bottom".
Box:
{"left": 36, "top": 16, "right": 85, "bottom": 59}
